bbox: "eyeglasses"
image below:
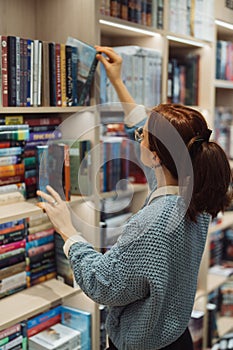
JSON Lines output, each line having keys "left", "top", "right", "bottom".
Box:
{"left": 134, "top": 127, "right": 144, "bottom": 143}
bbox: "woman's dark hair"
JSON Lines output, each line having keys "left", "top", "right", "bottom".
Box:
{"left": 148, "top": 103, "right": 233, "bottom": 222}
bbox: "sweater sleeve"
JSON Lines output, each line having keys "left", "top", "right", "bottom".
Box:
{"left": 67, "top": 219, "right": 150, "bottom": 306}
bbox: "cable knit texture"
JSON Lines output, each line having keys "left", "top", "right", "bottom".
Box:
{"left": 68, "top": 194, "right": 210, "bottom": 350}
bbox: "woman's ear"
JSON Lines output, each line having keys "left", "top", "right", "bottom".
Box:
{"left": 151, "top": 153, "right": 162, "bottom": 169}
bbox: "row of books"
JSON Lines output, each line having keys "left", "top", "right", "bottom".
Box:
{"left": 0, "top": 304, "right": 92, "bottom": 350}
{"left": 0, "top": 35, "right": 98, "bottom": 107}
{"left": 216, "top": 40, "right": 233, "bottom": 81}
{"left": 167, "top": 55, "right": 200, "bottom": 106}
{"left": 100, "top": 45, "right": 162, "bottom": 107}
{"left": 214, "top": 107, "right": 233, "bottom": 160}
{"left": 168, "top": 0, "right": 214, "bottom": 42}
{"left": 209, "top": 227, "right": 233, "bottom": 267}
{"left": 0, "top": 213, "right": 57, "bottom": 298}
{"left": 99, "top": 0, "right": 164, "bottom": 29}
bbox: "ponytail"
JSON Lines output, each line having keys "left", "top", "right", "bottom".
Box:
{"left": 188, "top": 141, "right": 232, "bottom": 221}
{"left": 149, "top": 104, "right": 233, "bottom": 222}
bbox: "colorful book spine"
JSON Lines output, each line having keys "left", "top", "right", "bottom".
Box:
{"left": 1, "top": 36, "right": 8, "bottom": 107}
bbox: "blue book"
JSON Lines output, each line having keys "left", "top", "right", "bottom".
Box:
{"left": 27, "top": 306, "right": 61, "bottom": 329}
{"left": 26, "top": 234, "right": 54, "bottom": 250}
{"left": 61, "top": 305, "right": 91, "bottom": 350}
{"left": 66, "top": 37, "right": 99, "bottom": 106}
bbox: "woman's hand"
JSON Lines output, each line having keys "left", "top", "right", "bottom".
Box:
{"left": 95, "top": 45, "right": 123, "bottom": 86}
{"left": 36, "top": 185, "right": 78, "bottom": 242}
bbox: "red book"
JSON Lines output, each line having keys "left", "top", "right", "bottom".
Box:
{"left": 24, "top": 116, "right": 61, "bottom": 126}
{"left": 55, "top": 43, "right": 62, "bottom": 106}
{"left": 0, "top": 239, "right": 26, "bottom": 254}
{"left": 1, "top": 36, "right": 8, "bottom": 107}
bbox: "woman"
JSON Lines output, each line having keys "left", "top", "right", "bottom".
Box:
{"left": 37, "top": 47, "right": 232, "bottom": 350}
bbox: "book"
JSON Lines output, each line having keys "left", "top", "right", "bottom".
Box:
{"left": 0, "top": 163, "right": 25, "bottom": 177}
{"left": 28, "top": 322, "right": 81, "bottom": 350}
{"left": 66, "top": 37, "right": 99, "bottom": 106}
{"left": 61, "top": 305, "right": 91, "bottom": 350}
{"left": 37, "top": 143, "right": 70, "bottom": 201}
{"left": 7, "top": 36, "right": 17, "bottom": 106}
{"left": 55, "top": 43, "right": 62, "bottom": 106}
{"left": 42, "top": 41, "right": 50, "bottom": 107}
{"left": 0, "top": 239, "right": 26, "bottom": 254}
{"left": 0, "top": 261, "right": 26, "bottom": 280}
{"left": 27, "top": 306, "right": 61, "bottom": 336}
{"left": 49, "top": 42, "right": 56, "bottom": 106}
{"left": 1, "top": 35, "right": 8, "bottom": 107}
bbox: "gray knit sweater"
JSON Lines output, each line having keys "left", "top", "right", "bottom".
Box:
{"left": 68, "top": 193, "right": 210, "bottom": 349}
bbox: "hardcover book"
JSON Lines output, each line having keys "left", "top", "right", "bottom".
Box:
{"left": 66, "top": 37, "right": 99, "bottom": 106}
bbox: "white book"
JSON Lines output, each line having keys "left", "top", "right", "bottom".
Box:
{"left": 30, "top": 40, "right": 34, "bottom": 105}
{"left": 37, "top": 40, "right": 42, "bottom": 106}
{"left": 0, "top": 271, "right": 26, "bottom": 294}
{"left": 29, "top": 323, "right": 81, "bottom": 350}
{"left": 33, "top": 39, "right": 39, "bottom": 106}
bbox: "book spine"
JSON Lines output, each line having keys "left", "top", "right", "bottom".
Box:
{"left": 27, "top": 242, "right": 54, "bottom": 257}
{"left": 65, "top": 45, "right": 72, "bottom": 106}
{"left": 49, "top": 42, "right": 56, "bottom": 106}
{"left": 0, "top": 191, "right": 25, "bottom": 206}
{"left": 37, "top": 40, "right": 42, "bottom": 106}
{"left": 0, "top": 175, "right": 25, "bottom": 186}
{"left": 15, "top": 37, "right": 21, "bottom": 107}
{"left": 0, "top": 155, "right": 22, "bottom": 166}
{"left": 78, "top": 58, "right": 98, "bottom": 106}
{"left": 0, "top": 182, "right": 25, "bottom": 195}
{"left": 71, "top": 46, "right": 78, "bottom": 106}
{"left": 0, "top": 251, "right": 25, "bottom": 269}
{"left": 0, "top": 324, "right": 21, "bottom": 341}
{"left": 24, "top": 116, "right": 61, "bottom": 126}
{"left": 55, "top": 43, "right": 62, "bottom": 106}
{"left": 26, "top": 249, "right": 54, "bottom": 265}
{"left": 41, "top": 41, "right": 50, "bottom": 106}
{"left": 26, "top": 234, "right": 54, "bottom": 249}
{"left": 0, "top": 163, "right": 25, "bottom": 177}
{"left": 60, "top": 43, "right": 67, "bottom": 107}
{"left": 27, "top": 228, "right": 54, "bottom": 241}
{"left": 0, "top": 271, "right": 26, "bottom": 294}
{"left": 30, "top": 40, "right": 34, "bottom": 106}
{"left": 22, "top": 38, "right": 27, "bottom": 107}
{"left": 27, "top": 305, "right": 61, "bottom": 334}
{"left": 0, "top": 147, "right": 22, "bottom": 157}
{"left": 64, "top": 143, "right": 71, "bottom": 201}
{"left": 0, "top": 239, "right": 26, "bottom": 254}
{"left": 1, "top": 36, "right": 8, "bottom": 107}
{"left": 0, "top": 261, "right": 26, "bottom": 280}
{"left": 29, "top": 271, "right": 56, "bottom": 286}
{"left": 0, "top": 223, "right": 25, "bottom": 235}
{"left": 7, "top": 36, "right": 17, "bottom": 106}
{"left": 0, "top": 229, "right": 26, "bottom": 246}
{"left": 33, "top": 40, "right": 39, "bottom": 106}
{"left": 28, "top": 129, "right": 62, "bottom": 142}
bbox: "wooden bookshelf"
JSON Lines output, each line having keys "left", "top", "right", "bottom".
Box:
{"left": 217, "top": 316, "right": 233, "bottom": 339}
{"left": 207, "top": 274, "right": 228, "bottom": 294}
{"left": 0, "top": 279, "right": 80, "bottom": 331}
{"left": 0, "top": 195, "right": 86, "bottom": 224}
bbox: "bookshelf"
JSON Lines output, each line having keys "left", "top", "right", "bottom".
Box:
{"left": 0, "top": 0, "right": 232, "bottom": 349}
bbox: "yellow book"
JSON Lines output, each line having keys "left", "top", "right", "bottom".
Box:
{"left": 60, "top": 43, "right": 67, "bottom": 107}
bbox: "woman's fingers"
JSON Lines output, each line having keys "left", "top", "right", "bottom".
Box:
{"left": 46, "top": 185, "right": 62, "bottom": 203}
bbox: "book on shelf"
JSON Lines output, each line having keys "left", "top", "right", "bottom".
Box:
{"left": 27, "top": 306, "right": 62, "bottom": 337}
{"left": 28, "top": 322, "right": 81, "bottom": 350}
{"left": 66, "top": 36, "right": 99, "bottom": 106}
{"left": 61, "top": 305, "right": 91, "bottom": 350}
{"left": 54, "top": 232, "right": 74, "bottom": 287}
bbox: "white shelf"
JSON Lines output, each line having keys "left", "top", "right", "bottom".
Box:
{"left": 207, "top": 273, "right": 228, "bottom": 294}
{"left": 0, "top": 279, "right": 80, "bottom": 331}
{"left": 0, "top": 107, "right": 85, "bottom": 114}
{"left": 208, "top": 212, "right": 233, "bottom": 234}
{"left": 217, "top": 316, "right": 233, "bottom": 339}
{"left": 214, "top": 80, "right": 233, "bottom": 89}
{"left": 0, "top": 196, "right": 86, "bottom": 224}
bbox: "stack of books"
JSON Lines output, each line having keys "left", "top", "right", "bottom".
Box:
{"left": 0, "top": 219, "right": 27, "bottom": 299}
{"left": 0, "top": 115, "right": 29, "bottom": 204}
{"left": 25, "top": 213, "right": 56, "bottom": 287}
{"left": 0, "top": 321, "right": 27, "bottom": 350}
